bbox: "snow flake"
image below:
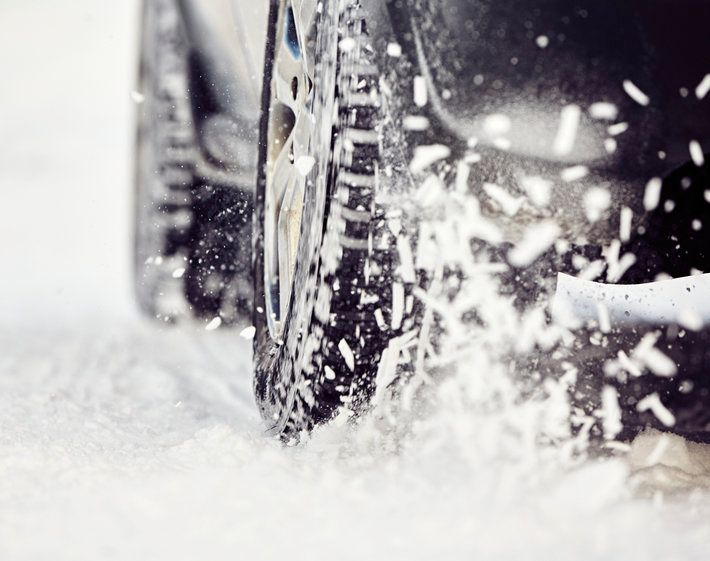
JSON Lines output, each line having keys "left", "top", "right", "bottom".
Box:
{"left": 338, "top": 338, "right": 355, "bottom": 371}
{"left": 637, "top": 393, "right": 676, "bottom": 427}
{"left": 588, "top": 102, "right": 618, "bottom": 121}
{"left": 409, "top": 144, "right": 451, "bottom": 174}
{"left": 205, "top": 317, "right": 222, "bottom": 331}
{"left": 622, "top": 80, "right": 650, "bottom": 106}
{"left": 413, "top": 75, "right": 427, "bottom": 107}
{"left": 239, "top": 326, "right": 256, "bottom": 340}
{"left": 508, "top": 221, "right": 560, "bottom": 267}
{"left": 386, "top": 42, "right": 402, "bottom": 57}
{"left": 552, "top": 104, "right": 581, "bottom": 156}
{"left": 643, "top": 177, "right": 662, "bottom": 211}
{"left": 695, "top": 74, "right": 710, "bottom": 100}
{"left": 560, "top": 165, "right": 588, "bottom": 182}
{"left": 689, "top": 140, "right": 705, "bottom": 167}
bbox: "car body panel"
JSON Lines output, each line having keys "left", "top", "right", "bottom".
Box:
{"left": 397, "top": 0, "right": 709, "bottom": 175}
{"left": 175, "top": 0, "right": 269, "bottom": 185}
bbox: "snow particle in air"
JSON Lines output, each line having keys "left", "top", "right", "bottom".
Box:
{"left": 338, "top": 37, "right": 356, "bottom": 52}
{"left": 386, "top": 42, "right": 402, "bottom": 57}
{"left": 483, "top": 113, "right": 512, "bottom": 137}
{"left": 552, "top": 104, "right": 581, "bottom": 156}
{"left": 507, "top": 221, "right": 560, "bottom": 267}
{"left": 324, "top": 365, "right": 337, "bottom": 380}
{"left": 607, "top": 122, "right": 629, "bottom": 136}
{"left": 239, "top": 325, "right": 256, "bottom": 340}
{"left": 413, "top": 75, "right": 427, "bottom": 107}
{"left": 643, "top": 177, "right": 662, "bottom": 211}
{"left": 583, "top": 187, "right": 611, "bottom": 222}
{"left": 130, "top": 90, "right": 145, "bottom": 104}
{"left": 409, "top": 144, "right": 451, "bottom": 174}
{"left": 696, "top": 74, "right": 710, "bottom": 100}
{"left": 588, "top": 102, "right": 619, "bottom": 121}
{"left": 619, "top": 206, "right": 633, "bottom": 242}
{"left": 560, "top": 165, "right": 589, "bottom": 182}
{"left": 636, "top": 393, "right": 675, "bottom": 427}
{"left": 535, "top": 35, "right": 549, "bottom": 48}
{"left": 403, "top": 115, "right": 430, "bottom": 131}
{"left": 205, "top": 317, "right": 222, "bottom": 331}
{"left": 622, "top": 80, "right": 650, "bottom": 106}
{"left": 689, "top": 140, "right": 705, "bottom": 167}
{"left": 338, "top": 338, "right": 355, "bottom": 371}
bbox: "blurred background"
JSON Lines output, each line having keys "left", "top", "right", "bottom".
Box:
{"left": 0, "top": 0, "right": 138, "bottom": 325}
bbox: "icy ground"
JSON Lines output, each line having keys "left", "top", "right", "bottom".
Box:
{"left": 2, "top": 1, "right": 710, "bottom": 559}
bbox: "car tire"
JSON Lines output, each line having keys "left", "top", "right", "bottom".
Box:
{"left": 134, "top": 0, "right": 252, "bottom": 325}
{"left": 253, "top": 0, "right": 407, "bottom": 437}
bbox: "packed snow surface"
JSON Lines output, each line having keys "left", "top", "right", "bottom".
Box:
{"left": 2, "top": 1, "right": 710, "bottom": 560}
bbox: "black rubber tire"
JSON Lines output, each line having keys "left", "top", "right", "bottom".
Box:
{"left": 134, "top": 0, "right": 252, "bottom": 325}
{"left": 253, "top": 0, "right": 405, "bottom": 437}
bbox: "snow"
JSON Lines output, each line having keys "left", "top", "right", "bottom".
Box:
{"left": 560, "top": 164, "right": 589, "bottom": 182}
{"left": 643, "top": 177, "right": 663, "bottom": 211}
{"left": 696, "top": 74, "right": 710, "bottom": 100}
{"left": 552, "top": 104, "right": 581, "bottom": 156}
{"left": 622, "top": 80, "right": 650, "bottom": 106}
{"left": 689, "top": 140, "right": 705, "bottom": 167}
{"left": 3, "top": 1, "right": 710, "bottom": 560}
{"left": 589, "top": 102, "right": 619, "bottom": 121}
{"left": 413, "top": 75, "right": 427, "bottom": 107}
{"left": 535, "top": 35, "right": 549, "bottom": 48}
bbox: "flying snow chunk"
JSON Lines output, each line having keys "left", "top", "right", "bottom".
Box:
{"left": 689, "top": 140, "right": 705, "bottom": 167}
{"left": 584, "top": 187, "right": 611, "bottom": 222}
{"left": 324, "top": 365, "right": 336, "bottom": 381}
{"left": 386, "top": 42, "right": 402, "bottom": 57}
{"left": 409, "top": 144, "right": 451, "bottom": 173}
{"left": 607, "top": 122, "right": 629, "bottom": 136}
{"left": 536, "top": 35, "right": 549, "bottom": 48}
{"left": 205, "top": 317, "right": 222, "bottom": 331}
{"left": 413, "top": 75, "right": 427, "bottom": 107}
{"left": 403, "top": 115, "right": 430, "bottom": 131}
{"left": 637, "top": 393, "right": 675, "bottom": 427}
{"left": 391, "top": 282, "right": 404, "bottom": 330}
{"left": 239, "top": 326, "right": 256, "bottom": 340}
{"left": 643, "top": 177, "right": 662, "bottom": 211}
{"left": 339, "top": 37, "right": 356, "bottom": 52}
{"left": 619, "top": 206, "right": 633, "bottom": 242}
{"left": 520, "top": 176, "right": 552, "bottom": 207}
{"left": 696, "top": 74, "right": 710, "bottom": 100}
{"left": 295, "top": 155, "right": 316, "bottom": 176}
{"left": 338, "top": 338, "right": 355, "bottom": 371}
{"left": 678, "top": 309, "right": 703, "bottom": 331}
{"left": 601, "top": 385, "right": 622, "bottom": 440}
{"left": 560, "top": 165, "right": 589, "bottom": 182}
{"left": 589, "top": 102, "right": 619, "bottom": 121}
{"left": 484, "top": 182, "right": 524, "bottom": 216}
{"left": 130, "top": 90, "right": 145, "bottom": 104}
{"left": 552, "top": 104, "right": 581, "bottom": 156}
{"left": 623, "top": 80, "right": 650, "bottom": 106}
{"left": 172, "top": 267, "right": 185, "bottom": 279}
{"left": 508, "top": 221, "right": 561, "bottom": 267}
{"left": 483, "top": 114, "right": 512, "bottom": 137}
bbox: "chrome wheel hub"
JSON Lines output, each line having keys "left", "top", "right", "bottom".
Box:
{"left": 265, "top": 0, "right": 317, "bottom": 339}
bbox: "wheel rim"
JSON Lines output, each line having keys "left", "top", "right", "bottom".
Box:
{"left": 264, "top": 0, "right": 317, "bottom": 339}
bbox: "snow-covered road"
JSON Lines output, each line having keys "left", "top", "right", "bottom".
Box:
{"left": 2, "top": 1, "right": 710, "bottom": 559}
